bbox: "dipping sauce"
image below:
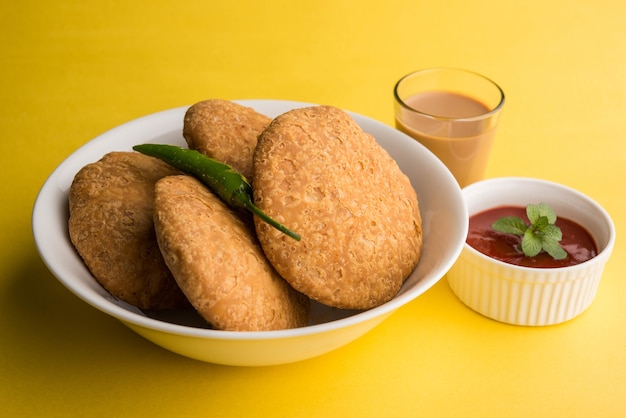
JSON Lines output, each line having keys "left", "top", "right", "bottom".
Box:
{"left": 467, "top": 205, "right": 598, "bottom": 268}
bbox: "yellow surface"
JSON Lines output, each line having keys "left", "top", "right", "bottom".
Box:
{"left": 2, "top": 0, "right": 625, "bottom": 416}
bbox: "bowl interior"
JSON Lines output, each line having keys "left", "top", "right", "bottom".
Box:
{"left": 463, "top": 177, "right": 615, "bottom": 256}
{"left": 32, "top": 100, "right": 468, "bottom": 338}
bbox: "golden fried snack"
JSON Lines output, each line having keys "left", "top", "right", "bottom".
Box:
{"left": 153, "top": 175, "right": 309, "bottom": 331}
{"left": 182, "top": 99, "right": 271, "bottom": 181}
{"left": 68, "top": 152, "right": 189, "bottom": 310}
{"left": 253, "top": 106, "right": 423, "bottom": 310}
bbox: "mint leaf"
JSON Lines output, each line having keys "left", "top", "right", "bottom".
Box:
{"left": 536, "top": 202, "right": 557, "bottom": 224}
{"left": 542, "top": 238, "right": 568, "bottom": 260}
{"left": 542, "top": 224, "right": 563, "bottom": 241}
{"left": 492, "top": 203, "right": 568, "bottom": 261}
{"left": 522, "top": 229, "right": 542, "bottom": 257}
{"left": 526, "top": 204, "right": 540, "bottom": 224}
{"left": 492, "top": 216, "right": 528, "bottom": 235}
{"left": 534, "top": 215, "right": 549, "bottom": 230}
{"left": 526, "top": 203, "right": 557, "bottom": 224}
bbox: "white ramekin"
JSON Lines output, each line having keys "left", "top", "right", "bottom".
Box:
{"left": 447, "top": 177, "right": 615, "bottom": 326}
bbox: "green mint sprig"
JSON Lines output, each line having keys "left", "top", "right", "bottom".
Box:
{"left": 491, "top": 203, "right": 568, "bottom": 260}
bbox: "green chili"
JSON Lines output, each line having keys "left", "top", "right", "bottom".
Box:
{"left": 133, "top": 143, "right": 300, "bottom": 241}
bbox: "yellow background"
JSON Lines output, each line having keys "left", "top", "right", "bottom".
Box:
{"left": 2, "top": 1, "right": 625, "bottom": 417}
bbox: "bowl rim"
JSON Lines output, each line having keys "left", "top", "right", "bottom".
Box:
{"left": 460, "top": 176, "right": 616, "bottom": 273}
{"left": 32, "top": 99, "right": 468, "bottom": 341}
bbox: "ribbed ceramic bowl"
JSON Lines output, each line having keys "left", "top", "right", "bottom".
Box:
{"left": 447, "top": 177, "right": 615, "bottom": 326}
{"left": 32, "top": 100, "right": 468, "bottom": 366}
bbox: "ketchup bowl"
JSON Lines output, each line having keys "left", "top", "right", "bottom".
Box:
{"left": 447, "top": 177, "right": 615, "bottom": 326}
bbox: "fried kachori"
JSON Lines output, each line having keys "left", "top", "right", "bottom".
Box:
{"left": 153, "top": 175, "right": 309, "bottom": 331}
{"left": 68, "top": 151, "right": 189, "bottom": 310}
{"left": 183, "top": 99, "right": 271, "bottom": 181}
{"left": 252, "top": 105, "right": 423, "bottom": 309}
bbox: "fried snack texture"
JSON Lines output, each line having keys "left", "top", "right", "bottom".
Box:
{"left": 68, "top": 151, "right": 189, "bottom": 310}
{"left": 253, "top": 106, "right": 423, "bottom": 310}
{"left": 153, "top": 175, "right": 310, "bottom": 331}
{"left": 183, "top": 99, "right": 271, "bottom": 181}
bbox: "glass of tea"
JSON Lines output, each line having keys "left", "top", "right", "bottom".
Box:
{"left": 393, "top": 68, "right": 505, "bottom": 188}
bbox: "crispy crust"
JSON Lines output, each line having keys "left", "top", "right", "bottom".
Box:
{"left": 182, "top": 99, "right": 271, "bottom": 181}
{"left": 153, "top": 175, "right": 309, "bottom": 331}
{"left": 68, "top": 152, "right": 189, "bottom": 310}
{"left": 253, "top": 106, "right": 423, "bottom": 309}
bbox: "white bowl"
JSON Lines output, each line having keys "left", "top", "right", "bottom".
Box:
{"left": 32, "top": 100, "right": 468, "bottom": 366}
{"left": 447, "top": 177, "right": 615, "bottom": 326}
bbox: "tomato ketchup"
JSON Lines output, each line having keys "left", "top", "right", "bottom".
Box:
{"left": 467, "top": 206, "right": 597, "bottom": 268}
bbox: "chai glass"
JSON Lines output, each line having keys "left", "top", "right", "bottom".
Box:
{"left": 393, "top": 68, "right": 505, "bottom": 188}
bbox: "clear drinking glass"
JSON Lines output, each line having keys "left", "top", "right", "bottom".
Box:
{"left": 394, "top": 68, "right": 505, "bottom": 188}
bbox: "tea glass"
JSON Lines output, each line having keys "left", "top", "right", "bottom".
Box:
{"left": 394, "top": 68, "right": 505, "bottom": 187}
